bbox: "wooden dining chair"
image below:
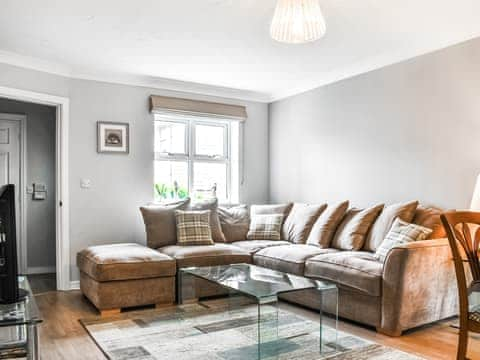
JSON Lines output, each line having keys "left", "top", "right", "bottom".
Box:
{"left": 441, "top": 211, "right": 480, "bottom": 360}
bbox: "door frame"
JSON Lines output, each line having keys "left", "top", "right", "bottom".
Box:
{"left": 0, "top": 86, "right": 70, "bottom": 291}
{"left": 0, "top": 114, "right": 27, "bottom": 275}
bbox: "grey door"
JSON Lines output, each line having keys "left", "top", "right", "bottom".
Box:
{"left": 0, "top": 116, "right": 22, "bottom": 271}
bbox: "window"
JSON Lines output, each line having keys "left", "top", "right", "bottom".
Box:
{"left": 154, "top": 115, "right": 239, "bottom": 204}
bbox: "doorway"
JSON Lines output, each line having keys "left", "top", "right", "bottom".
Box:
{"left": 0, "top": 86, "right": 69, "bottom": 291}
{"left": 0, "top": 100, "right": 57, "bottom": 291}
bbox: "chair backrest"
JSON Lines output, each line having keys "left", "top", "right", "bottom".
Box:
{"left": 441, "top": 211, "right": 480, "bottom": 281}
{"left": 441, "top": 211, "right": 480, "bottom": 317}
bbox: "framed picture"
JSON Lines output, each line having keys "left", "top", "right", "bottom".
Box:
{"left": 97, "top": 122, "right": 129, "bottom": 154}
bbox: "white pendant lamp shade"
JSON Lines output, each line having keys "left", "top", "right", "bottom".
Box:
{"left": 270, "top": 0, "right": 326, "bottom": 44}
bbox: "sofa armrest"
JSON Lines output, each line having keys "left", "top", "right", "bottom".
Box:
{"left": 379, "top": 238, "right": 458, "bottom": 336}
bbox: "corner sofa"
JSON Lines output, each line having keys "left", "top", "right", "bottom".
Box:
{"left": 78, "top": 199, "right": 457, "bottom": 336}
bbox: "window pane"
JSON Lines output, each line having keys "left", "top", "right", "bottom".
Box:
{"left": 155, "top": 121, "right": 186, "bottom": 154}
{"left": 195, "top": 124, "right": 225, "bottom": 157}
{"left": 193, "top": 162, "right": 227, "bottom": 202}
{"left": 154, "top": 160, "right": 189, "bottom": 202}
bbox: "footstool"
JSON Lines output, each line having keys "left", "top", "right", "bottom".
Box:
{"left": 77, "top": 243, "right": 176, "bottom": 316}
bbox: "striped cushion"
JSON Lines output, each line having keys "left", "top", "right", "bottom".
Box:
{"left": 374, "top": 218, "right": 432, "bottom": 262}
{"left": 247, "top": 214, "right": 283, "bottom": 240}
{"left": 175, "top": 210, "right": 214, "bottom": 246}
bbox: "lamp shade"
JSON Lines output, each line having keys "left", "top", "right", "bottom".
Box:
{"left": 270, "top": 0, "right": 326, "bottom": 44}
{"left": 471, "top": 174, "right": 480, "bottom": 210}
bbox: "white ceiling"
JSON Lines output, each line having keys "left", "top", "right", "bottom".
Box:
{"left": 1, "top": 0, "right": 480, "bottom": 102}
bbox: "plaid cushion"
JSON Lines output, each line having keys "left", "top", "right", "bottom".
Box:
{"left": 374, "top": 218, "right": 432, "bottom": 262}
{"left": 470, "top": 310, "right": 480, "bottom": 323}
{"left": 247, "top": 214, "right": 284, "bottom": 240}
{"left": 175, "top": 210, "right": 214, "bottom": 246}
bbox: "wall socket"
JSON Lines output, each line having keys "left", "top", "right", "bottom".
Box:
{"left": 80, "top": 179, "right": 92, "bottom": 189}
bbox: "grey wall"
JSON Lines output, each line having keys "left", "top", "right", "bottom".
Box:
{"left": 0, "top": 62, "right": 269, "bottom": 282}
{"left": 269, "top": 37, "right": 480, "bottom": 210}
{"left": 0, "top": 98, "right": 56, "bottom": 270}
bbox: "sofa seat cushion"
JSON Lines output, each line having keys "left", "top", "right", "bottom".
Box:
{"left": 253, "top": 245, "right": 338, "bottom": 275}
{"left": 305, "top": 251, "right": 383, "bottom": 296}
{"left": 231, "top": 240, "right": 291, "bottom": 254}
{"left": 77, "top": 243, "right": 176, "bottom": 282}
{"left": 159, "top": 243, "right": 251, "bottom": 268}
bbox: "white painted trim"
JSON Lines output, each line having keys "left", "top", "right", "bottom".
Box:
{"left": 0, "top": 113, "right": 27, "bottom": 274}
{"left": 69, "top": 280, "right": 80, "bottom": 290}
{"left": 0, "top": 50, "right": 270, "bottom": 103}
{"left": 26, "top": 266, "right": 56, "bottom": 275}
{"left": 0, "top": 85, "right": 70, "bottom": 291}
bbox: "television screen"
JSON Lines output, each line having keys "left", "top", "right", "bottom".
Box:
{"left": 0, "top": 184, "right": 27, "bottom": 304}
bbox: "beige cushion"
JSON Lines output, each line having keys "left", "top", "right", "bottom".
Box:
{"left": 77, "top": 243, "right": 176, "bottom": 282}
{"left": 189, "top": 198, "right": 226, "bottom": 243}
{"left": 250, "top": 203, "right": 293, "bottom": 224}
{"left": 253, "top": 244, "right": 338, "bottom": 275}
{"left": 374, "top": 218, "right": 432, "bottom": 262}
{"left": 175, "top": 210, "right": 214, "bottom": 246}
{"left": 218, "top": 205, "right": 250, "bottom": 242}
{"left": 140, "top": 198, "right": 190, "bottom": 249}
{"left": 231, "top": 240, "right": 291, "bottom": 254}
{"left": 331, "top": 204, "right": 384, "bottom": 251}
{"left": 305, "top": 251, "right": 383, "bottom": 296}
{"left": 247, "top": 214, "right": 284, "bottom": 240}
{"left": 413, "top": 205, "right": 446, "bottom": 239}
{"left": 306, "top": 201, "right": 349, "bottom": 248}
{"left": 363, "top": 201, "right": 419, "bottom": 252}
{"left": 158, "top": 243, "right": 251, "bottom": 268}
{"left": 282, "top": 203, "right": 327, "bottom": 244}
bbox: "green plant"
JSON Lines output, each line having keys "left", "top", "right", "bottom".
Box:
{"left": 154, "top": 182, "right": 188, "bottom": 201}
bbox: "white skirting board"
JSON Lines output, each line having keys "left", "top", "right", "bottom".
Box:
{"left": 26, "top": 266, "right": 56, "bottom": 274}
{"left": 70, "top": 280, "right": 80, "bottom": 290}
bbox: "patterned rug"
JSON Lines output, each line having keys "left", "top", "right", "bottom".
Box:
{"left": 81, "top": 300, "right": 423, "bottom": 360}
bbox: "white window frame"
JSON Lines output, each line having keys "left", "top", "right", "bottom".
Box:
{"left": 154, "top": 115, "right": 235, "bottom": 203}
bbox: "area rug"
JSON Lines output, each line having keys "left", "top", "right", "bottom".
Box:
{"left": 81, "top": 301, "right": 423, "bottom": 360}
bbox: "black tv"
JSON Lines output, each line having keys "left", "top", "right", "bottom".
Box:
{"left": 0, "top": 184, "right": 27, "bottom": 303}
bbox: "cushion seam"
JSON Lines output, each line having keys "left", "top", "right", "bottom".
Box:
{"left": 79, "top": 253, "right": 175, "bottom": 265}
{"left": 305, "top": 258, "right": 382, "bottom": 276}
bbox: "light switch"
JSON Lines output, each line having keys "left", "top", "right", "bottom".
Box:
{"left": 33, "top": 191, "right": 46, "bottom": 200}
{"left": 34, "top": 183, "right": 47, "bottom": 192}
{"left": 80, "top": 179, "right": 92, "bottom": 189}
{"left": 26, "top": 186, "right": 34, "bottom": 194}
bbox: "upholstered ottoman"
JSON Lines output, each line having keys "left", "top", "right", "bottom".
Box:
{"left": 77, "top": 243, "right": 176, "bottom": 316}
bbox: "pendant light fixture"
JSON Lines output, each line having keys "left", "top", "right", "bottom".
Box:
{"left": 270, "top": 0, "right": 326, "bottom": 44}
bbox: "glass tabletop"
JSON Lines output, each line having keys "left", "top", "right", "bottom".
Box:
{"left": 181, "top": 263, "right": 337, "bottom": 300}
{"left": 0, "top": 276, "right": 42, "bottom": 327}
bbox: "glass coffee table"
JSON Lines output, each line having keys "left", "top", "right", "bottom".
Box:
{"left": 179, "top": 263, "right": 338, "bottom": 359}
{"left": 0, "top": 277, "right": 42, "bottom": 360}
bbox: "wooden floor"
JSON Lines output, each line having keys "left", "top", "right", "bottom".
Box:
{"left": 29, "top": 276, "right": 480, "bottom": 360}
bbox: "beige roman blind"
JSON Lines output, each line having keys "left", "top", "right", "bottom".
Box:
{"left": 150, "top": 95, "right": 247, "bottom": 121}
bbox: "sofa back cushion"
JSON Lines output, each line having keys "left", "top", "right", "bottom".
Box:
{"left": 363, "top": 200, "right": 419, "bottom": 252}
{"left": 175, "top": 210, "right": 214, "bottom": 246}
{"left": 247, "top": 214, "right": 284, "bottom": 240}
{"left": 250, "top": 203, "right": 293, "bottom": 220}
{"left": 140, "top": 198, "right": 190, "bottom": 249}
{"left": 412, "top": 205, "right": 446, "bottom": 239}
{"left": 331, "top": 204, "right": 384, "bottom": 251}
{"left": 306, "top": 201, "right": 349, "bottom": 248}
{"left": 282, "top": 203, "right": 327, "bottom": 244}
{"left": 189, "top": 198, "right": 226, "bottom": 243}
{"left": 217, "top": 205, "right": 250, "bottom": 243}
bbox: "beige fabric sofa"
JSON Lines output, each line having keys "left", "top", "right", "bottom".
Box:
{"left": 78, "top": 201, "right": 457, "bottom": 337}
